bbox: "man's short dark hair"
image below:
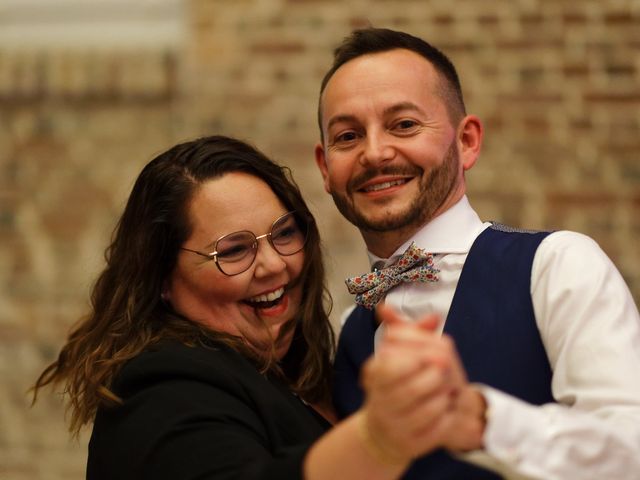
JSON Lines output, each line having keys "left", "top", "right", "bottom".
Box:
{"left": 318, "top": 28, "right": 467, "bottom": 139}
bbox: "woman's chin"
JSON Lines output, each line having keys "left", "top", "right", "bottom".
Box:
{"left": 272, "top": 326, "right": 295, "bottom": 360}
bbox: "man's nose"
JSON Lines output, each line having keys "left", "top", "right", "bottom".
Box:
{"left": 360, "top": 131, "right": 394, "bottom": 166}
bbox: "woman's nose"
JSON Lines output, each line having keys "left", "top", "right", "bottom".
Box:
{"left": 253, "top": 238, "right": 287, "bottom": 277}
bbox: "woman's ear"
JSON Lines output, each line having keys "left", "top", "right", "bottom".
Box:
{"left": 160, "top": 280, "right": 171, "bottom": 303}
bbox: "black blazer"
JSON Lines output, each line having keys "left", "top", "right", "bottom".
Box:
{"left": 87, "top": 341, "right": 330, "bottom": 480}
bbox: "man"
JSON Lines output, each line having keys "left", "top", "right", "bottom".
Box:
{"left": 314, "top": 27, "right": 640, "bottom": 479}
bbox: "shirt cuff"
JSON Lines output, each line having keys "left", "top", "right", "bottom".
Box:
{"left": 457, "top": 385, "right": 540, "bottom": 480}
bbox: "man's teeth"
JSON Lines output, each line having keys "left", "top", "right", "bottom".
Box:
{"left": 248, "top": 287, "right": 284, "bottom": 303}
{"left": 364, "top": 179, "right": 406, "bottom": 192}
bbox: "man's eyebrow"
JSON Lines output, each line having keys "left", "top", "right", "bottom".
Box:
{"left": 326, "top": 114, "right": 358, "bottom": 131}
{"left": 383, "top": 101, "right": 425, "bottom": 116}
{"left": 326, "top": 102, "right": 426, "bottom": 131}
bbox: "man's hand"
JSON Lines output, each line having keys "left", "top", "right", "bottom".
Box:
{"left": 361, "top": 304, "right": 486, "bottom": 457}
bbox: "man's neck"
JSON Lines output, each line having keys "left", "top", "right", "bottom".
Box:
{"left": 361, "top": 192, "right": 467, "bottom": 258}
{"left": 361, "top": 224, "right": 421, "bottom": 259}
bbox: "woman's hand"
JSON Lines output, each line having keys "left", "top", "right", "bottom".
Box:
{"left": 360, "top": 304, "right": 485, "bottom": 462}
{"left": 304, "top": 304, "right": 487, "bottom": 480}
{"left": 359, "top": 304, "right": 455, "bottom": 461}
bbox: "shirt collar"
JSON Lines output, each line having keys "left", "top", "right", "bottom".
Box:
{"left": 367, "top": 195, "right": 489, "bottom": 268}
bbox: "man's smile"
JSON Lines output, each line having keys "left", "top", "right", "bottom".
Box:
{"left": 360, "top": 177, "right": 412, "bottom": 193}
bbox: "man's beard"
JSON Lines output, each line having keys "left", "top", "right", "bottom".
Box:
{"left": 329, "top": 140, "right": 459, "bottom": 233}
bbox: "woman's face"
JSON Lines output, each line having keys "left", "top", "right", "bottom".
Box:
{"left": 165, "top": 172, "right": 305, "bottom": 359}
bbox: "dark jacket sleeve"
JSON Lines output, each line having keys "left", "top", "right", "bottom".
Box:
{"left": 333, "top": 306, "right": 377, "bottom": 418}
{"left": 87, "top": 343, "right": 328, "bottom": 480}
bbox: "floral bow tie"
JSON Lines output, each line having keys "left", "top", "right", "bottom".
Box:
{"left": 345, "top": 242, "right": 440, "bottom": 310}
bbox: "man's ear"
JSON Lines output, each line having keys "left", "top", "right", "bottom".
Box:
{"left": 314, "top": 142, "right": 332, "bottom": 194}
{"left": 457, "top": 115, "right": 483, "bottom": 172}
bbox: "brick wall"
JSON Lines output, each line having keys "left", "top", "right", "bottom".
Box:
{"left": 0, "top": 47, "right": 183, "bottom": 478}
{"left": 2, "top": 1, "right": 639, "bottom": 478}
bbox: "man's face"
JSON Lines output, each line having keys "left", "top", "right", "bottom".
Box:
{"left": 315, "top": 49, "right": 466, "bottom": 241}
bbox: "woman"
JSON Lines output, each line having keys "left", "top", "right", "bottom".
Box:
{"left": 33, "top": 135, "right": 470, "bottom": 479}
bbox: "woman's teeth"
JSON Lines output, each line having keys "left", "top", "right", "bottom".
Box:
{"left": 248, "top": 287, "right": 284, "bottom": 303}
{"left": 364, "top": 179, "right": 407, "bottom": 192}
{"left": 245, "top": 287, "right": 285, "bottom": 308}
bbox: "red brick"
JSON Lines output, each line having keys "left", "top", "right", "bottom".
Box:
{"left": 521, "top": 13, "right": 545, "bottom": 25}
{"left": 604, "top": 12, "right": 637, "bottom": 25}
{"left": 496, "top": 38, "right": 564, "bottom": 49}
{"left": 350, "top": 17, "right": 373, "bottom": 29}
{"left": 477, "top": 14, "right": 500, "bottom": 25}
{"left": 563, "top": 63, "right": 590, "bottom": 77}
{"left": 432, "top": 14, "right": 454, "bottom": 25}
{"left": 497, "top": 93, "right": 564, "bottom": 104}
{"left": 546, "top": 192, "right": 618, "bottom": 208}
{"left": 522, "top": 116, "right": 550, "bottom": 133}
{"left": 562, "top": 12, "right": 588, "bottom": 24}
{"left": 584, "top": 92, "right": 640, "bottom": 103}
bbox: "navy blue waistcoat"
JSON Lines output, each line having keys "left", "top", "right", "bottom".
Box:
{"left": 333, "top": 224, "right": 555, "bottom": 479}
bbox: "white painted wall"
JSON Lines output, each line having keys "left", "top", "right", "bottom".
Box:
{"left": 0, "top": 0, "right": 185, "bottom": 48}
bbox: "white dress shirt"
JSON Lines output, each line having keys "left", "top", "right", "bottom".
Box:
{"left": 363, "top": 195, "right": 640, "bottom": 480}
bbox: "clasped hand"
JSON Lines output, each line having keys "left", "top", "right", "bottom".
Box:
{"left": 360, "top": 304, "right": 486, "bottom": 463}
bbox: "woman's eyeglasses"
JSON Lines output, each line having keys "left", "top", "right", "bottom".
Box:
{"left": 180, "top": 211, "right": 308, "bottom": 276}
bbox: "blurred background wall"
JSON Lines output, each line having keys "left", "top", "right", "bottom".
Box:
{"left": 1, "top": 0, "right": 638, "bottom": 478}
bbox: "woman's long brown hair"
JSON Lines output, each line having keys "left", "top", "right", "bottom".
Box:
{"left": 32, "top": 135, "right": 335, "bottom": 435}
